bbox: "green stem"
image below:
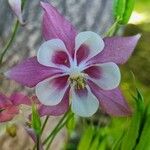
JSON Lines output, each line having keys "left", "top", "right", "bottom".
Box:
{"left": 46, "top": 113, "right": 74, "bottom": 150}
{"left": 41, "top": 116, "right": 49, "bottom": 134}
{"left": 46, "top": 133, "right": 55, "bottom": 150}
{"left": 42, "top": 111, "right": 69, "bottom": 145}
{"left": 21, "top": 0, "right": 26, "bottom": 10}
{"left": 36, "top": 135, "right": 40, "bottom": 150}
{"left": 0, "top": 0, "right": 27, "bottom": 64}
{"left": 0, "top": 20, "right": 19, "bottom": 64}
{"left": 104, "top": 21, "right": 119, "bottom": 37}
{"left": 33, "top": 116, "right": 49, "bottom": 150}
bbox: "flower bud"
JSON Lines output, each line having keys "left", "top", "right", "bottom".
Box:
{"left": 6, "top": 124, "right": 17, "bottom": 137}
{"left": 8, "top": 0, "right": 24, "bottom": 24}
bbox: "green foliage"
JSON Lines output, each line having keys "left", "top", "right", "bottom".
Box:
{"left": 90, "top": 135, "right": 100, "bottom": 150}
{"left": 112, "top": 131, "right": 125, "bottom": 150}
{"left": 76, "top": 90, "right": 150, "bottom": 150}
{"left": 66, "top": 114, "right": 76, "bottom": 134}
{"left": 31, "top": 103, "right": 42, "bottom": 136}
{"left": 77, "top": 126, "right": 95, "bottom": 150}
{"left": 77, "top": 120, "right": 126, "bottom": 150}
{"left": 113, "top": 0, "right": 135, "bottom": 24}
{"left": 121, "top": 89, "right": 145, "bottom": 150}
{"left": 77, "top": 126, "right": 108, "bottom": 150}
{"left": 135, "top": 104, "right": 150, "bottom": 150}
{"left": 111, "top": 89, "right": 150, "bottom": 149}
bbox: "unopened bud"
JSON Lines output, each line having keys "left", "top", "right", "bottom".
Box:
{"left": 8, "top": 0, "right": 25, "bottom": 25}
{"left": 6, "top": 124, "right": 17, "bottom": 137}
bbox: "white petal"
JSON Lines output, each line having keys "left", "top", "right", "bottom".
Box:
{"left": 89, "top": 62, "right": 121, "bottom": 90}
{"left": 37, "top": 39, "right": 69, "bottom": 67}
{"left": 71, "top": 86, "right": 99, "bottom": 117}
{"left": 75, "top": 31, "right": 104, "bottom": 59}
{"left": 35, "top": 77, "right": 68, "bottom": 106}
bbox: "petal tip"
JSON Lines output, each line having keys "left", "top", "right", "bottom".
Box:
{"left": 40, "top": 1, "right": 45, "bottom": 7}
{"left": 133, "top": 33, "right": 141, "bottom": 41}
{"left": 40, "top": 1, "right": 51, "bottom": 11}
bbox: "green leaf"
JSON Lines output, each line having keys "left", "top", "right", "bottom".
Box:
{"left": 121, "top": 90, "right": 145, "bottom": 150}
{"left": 77, "top": 126, "right": 95, "bottom": 150}
{"left": 112, "top": 131, "right": 125, "bottom": 150}
{"left": 135, "top": 104, "right": 150, "bottom": 150}
{"left": 66, "top": 114, "right": 76, "bottom": 134}
{"left": 90, "top": 130, "right": 101, "bottom": 150}
{"left": 98, "top": 141, "right": 107, "bottom": 150}
{"left": 31, "top": 103, "right": 41, "bottom": 136}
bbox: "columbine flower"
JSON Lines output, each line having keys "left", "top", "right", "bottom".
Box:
{"left": 0, "top": 92, "right": 31, "bottom": 122}
{"left": 5, "top": 2, "right": 140, "bottom": 117}
{"left": 8, "top": 0, "right": 24, "bottom": 24}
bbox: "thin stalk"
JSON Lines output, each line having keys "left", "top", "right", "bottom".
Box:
{"left": 33, "top": 116, "right": 49, "bottom": 150}
{"left": 0, "top": 0, "right": 27, "bottom": 64}
{"left": 42, "top": 111, "right": 69, "bottom": 145}
{"left": 46, "top": 113, "right": 74, "bottom": 150}
{"left": 41, "top": 116, "right": 49, "bottom": 134}
{"left": 104, "top": 21, "right": 119, "bottom": 37}
{"left": 0, "top": 20, "right": 19, "bottom": 64}
{"left": 36, "top": 135, "right": 40, "bottom": 150}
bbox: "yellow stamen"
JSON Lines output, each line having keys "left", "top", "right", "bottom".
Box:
{"left": 70, "top": 75, "right": 86, "bottom": 89}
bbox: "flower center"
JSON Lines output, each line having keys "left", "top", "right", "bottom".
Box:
{"left": 70, "top": 75, "right": 86, "bottom": 89}
{"left": 68, "top": 61, "right": 86, "bottom": 89}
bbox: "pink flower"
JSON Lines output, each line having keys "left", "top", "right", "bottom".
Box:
{"left": 0, "top": 93, "right": 31, "bottom": 122}
{"left": 5, "top": 2, "right": 140, "bottom": 117}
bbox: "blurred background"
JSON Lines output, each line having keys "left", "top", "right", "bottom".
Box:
{"left": 0, "top": 0, "right": 150, "bottom": 149}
